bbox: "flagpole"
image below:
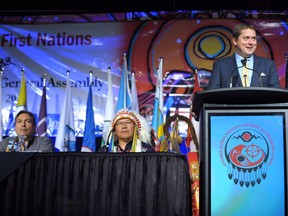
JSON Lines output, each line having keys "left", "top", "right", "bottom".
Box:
{"left": 0, "top": 67, "right": 3, "bottom": 141}
{"left": 55, "top": 68, "right": 76, "bottom": 152}
{"left": 36, "top": 73, "right": 47, "bottom": 137}
{"left": 86, "top": 70, "right": 91, "bottom": 86}
{"left": 131, "top": 71, "right": 139, "bottom": 113}
{"left": 65, "top": 69, "right": 70, "bottom": 151}
{"left": 152, "top": 57, "right": 165, "bottom": 151}
{"left": 43, "top": 73, "right": 46, "bottom": 87}
{"left": 285, "top": 53, "right": 288, "bottom": 89}
{"left": 123, "top": 53, "right": 127, "bottom": 108}
{"left": 16, "top": 68, "right": 27, "bottom": 114}
{"left": 159, "top": 57, "right": 164, "bottom": 122}
{"left": 102, "top": 67, "right": 115, "bottom": 150}
{"left": 115, "top": 54, "right": 132, "bottom": 112}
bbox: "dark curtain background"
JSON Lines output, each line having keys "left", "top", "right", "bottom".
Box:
{"left": 0, "top": 152, "right": 192, "bottom": 216}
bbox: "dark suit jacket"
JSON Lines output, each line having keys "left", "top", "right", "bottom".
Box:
{"left": 207, "top": 54, "right": 280, "bottom": 89}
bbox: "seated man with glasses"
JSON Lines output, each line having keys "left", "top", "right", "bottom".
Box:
{"left": 100, "top": 109, "right": 155, "bottom": 152}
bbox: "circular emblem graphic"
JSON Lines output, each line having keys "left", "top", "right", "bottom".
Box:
{"left": 225, "top": 129, "right": 269, "bottom": 187}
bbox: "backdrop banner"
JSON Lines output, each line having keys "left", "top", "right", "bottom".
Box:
{"left": 0, "top": 19, "right": 287, "bottom": 137}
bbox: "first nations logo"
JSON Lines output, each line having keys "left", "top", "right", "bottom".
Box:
{"left": 220, "top": 124, "right": 274, "bottom": 187}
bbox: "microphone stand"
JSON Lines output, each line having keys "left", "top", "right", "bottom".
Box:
{"left": 230, "top": 65, "right": 243, "bottom": 87}
{"left": 240, "top": 58, "right": 248, "bottom": 87}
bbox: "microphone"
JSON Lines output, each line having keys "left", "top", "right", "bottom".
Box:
{"left": 241, "top": 58, "right": 247, "bottom": 67}
{"left": 5, "top": 135, "right": 28, "bottom": 152}
{"left": 18, "top": 135, "right": 27, "bottom": 151}
{"left": 6, "top": 137, "right": 20, "bottom": 152}
{"left": 243, "top": 74, "right": 248, "bottom": 87}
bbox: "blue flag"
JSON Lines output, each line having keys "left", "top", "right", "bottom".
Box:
{"left": 115, "top": 54, "right": 132, "bottom": 113}
{"left": 152, "top": 58, "right": 165, "bottom": 144}
{"left": 81, "top": 85, "right": 96, "bottom": 152}
{"left": 5, "top": 97, "right": 14, "bottom": 136}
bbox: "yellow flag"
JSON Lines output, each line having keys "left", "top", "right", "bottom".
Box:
{"left": 16, "top": 70, "right": 27, "bottom": 113}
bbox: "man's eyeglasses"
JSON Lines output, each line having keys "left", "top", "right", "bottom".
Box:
{"left": 115, "top": 120, "right": 134, "bottom": 127}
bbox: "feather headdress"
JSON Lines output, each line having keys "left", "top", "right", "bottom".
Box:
{"left": 104, "top": 109, "right": 152, "bottom": 152}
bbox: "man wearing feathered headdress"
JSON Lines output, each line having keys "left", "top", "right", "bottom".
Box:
{"left": 100, "top": 109, "right": 155, "bottom": 152}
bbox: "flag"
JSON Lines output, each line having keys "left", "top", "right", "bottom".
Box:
{"left": 36, "top": 75, "right": 47, "bottom": 136}
{"left": 151, "top": 57, "right": 165, "bottom": 148}
{"left": 55, "top": 70, "right": 76, "bottom": 152}
{"left": 81, "top": 73, "right": 96, "bottom": 152}
{"left": 130, "top": 72, "right": 139, "bottom": 113}
{"left": 115, "top": 54, "right": 132, "bottom": 113}
{"left": 0, "top": 69, "right": 3, "bottom": 141}
{"left": 102, "top": 67, "right": 115, "bottom": 147}
{"left": 5, "top": 96, "right": 14, "bottom": 136}
{"left": 187, "top": 68, "right": 202, "bottom": 151}
{"left": 15, "top": 69, "right": 27, "bottom": 114}
{"left": 164, "top": 94, "right": 174, "bottom": 120}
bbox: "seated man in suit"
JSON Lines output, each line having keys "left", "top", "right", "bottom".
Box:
{"left": 0, "top": 110, "right": 54, "bottom": 152}
{"left": 207, "top": 23, "right": 280, "bottom": 89}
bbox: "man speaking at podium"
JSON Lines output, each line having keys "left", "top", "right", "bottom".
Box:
{"left": 207, "top": 23, "right": 280, "bottom": 89}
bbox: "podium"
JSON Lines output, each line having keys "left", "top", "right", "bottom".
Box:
{"left": 192, "top": 87, "right": 288, "bottom": 216}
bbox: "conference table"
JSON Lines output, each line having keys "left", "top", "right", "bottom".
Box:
{"left": 0, "top": 152, "right": 192, "bottom": 216}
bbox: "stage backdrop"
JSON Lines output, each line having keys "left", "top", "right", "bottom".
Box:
{"left": 0, "top": 19, "right": 287, "bottom": 137}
